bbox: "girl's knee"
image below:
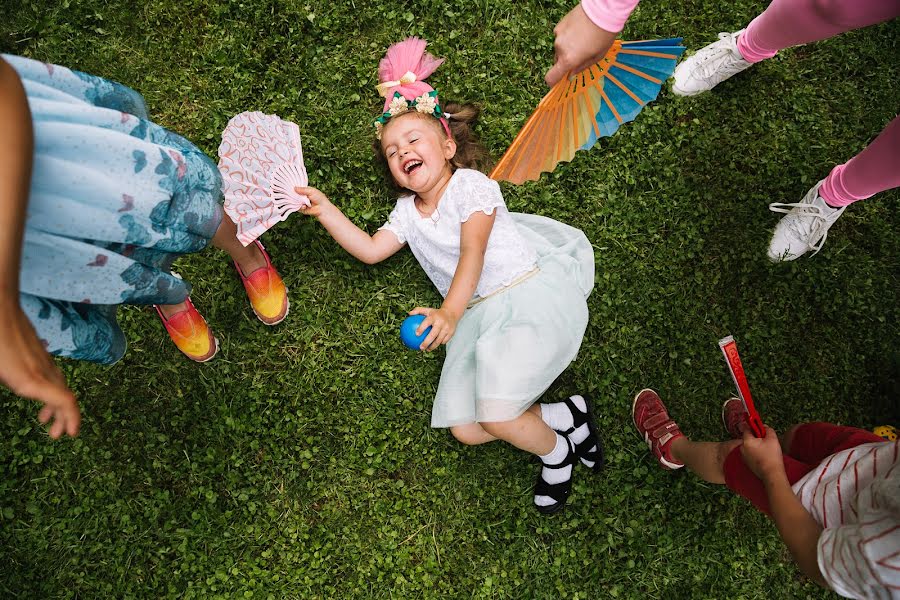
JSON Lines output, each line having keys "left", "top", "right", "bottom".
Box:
{"left": 479, "top": 420, "right": 512, "bottom": 439}
{"left": 451, "top": 424, "right": 485, "bottom": 446}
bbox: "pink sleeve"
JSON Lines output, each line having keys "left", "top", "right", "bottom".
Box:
{"left": 580, "top": 0, "right": 640, "bottom": 33}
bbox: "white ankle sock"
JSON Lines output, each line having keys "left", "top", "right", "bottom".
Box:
{"left": 540, "top": 396, "right": 597, "bottom": 468}
{"left": 534, "top": 433, "right": 572, "bottom": 508}
{"left": 540, "top": 400, "right": 575, "bottom": 431}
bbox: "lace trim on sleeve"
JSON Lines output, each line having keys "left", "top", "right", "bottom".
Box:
{"left": 377, "top": 201, "right": 408, "bottom": 244}
{"left": 455, "top": 170, "right": 506, "bottom": 223}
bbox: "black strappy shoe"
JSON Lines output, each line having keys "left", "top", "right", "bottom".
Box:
{"left": 533, "top": 438, "right": 575, "bottom": 515}
{"left": 561, "top": 394, "right": 605, "bottom": 472}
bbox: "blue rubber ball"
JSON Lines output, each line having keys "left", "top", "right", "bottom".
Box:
{"left": 400, "top": 315, "right": 432, "bottom": 350}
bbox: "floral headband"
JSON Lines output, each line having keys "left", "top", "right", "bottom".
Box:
{"left": 373, "top": 38, "right": 451, "bottom": 140}
{"left": 374, "top": 91, "right": 448, "bottom": 139}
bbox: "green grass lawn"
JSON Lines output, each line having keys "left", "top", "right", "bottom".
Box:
{"left": 2, "top": 0, "right": 898, "bottom": 597}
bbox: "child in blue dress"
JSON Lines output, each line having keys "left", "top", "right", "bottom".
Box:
{"left": 0, "top": 55, "right": 289, "bottom": 437}
{"left": 298, "top": 38, "right": 603, "bottom": 512}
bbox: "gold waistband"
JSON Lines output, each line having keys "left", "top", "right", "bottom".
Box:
{"left": 466, "top": 267, "right": 540, "bottom": 309}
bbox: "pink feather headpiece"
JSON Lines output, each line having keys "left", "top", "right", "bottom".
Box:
{"left": 374, "top": 37, "right": 451, "bottom": 139}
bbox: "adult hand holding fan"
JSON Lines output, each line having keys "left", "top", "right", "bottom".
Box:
{"left": 491, "top": 38, "right": 684, "bottom": 184}
{"left": 218, "top": 111, "right": 310, "bottom": 246}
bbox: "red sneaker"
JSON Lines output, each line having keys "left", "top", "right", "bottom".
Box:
{"left": 632, "top": 389, "right": 685, "bottom": 470}
{"left": 722, "top": 397, "right": 746, "bottom": 439}
{"left": 234, "top": 240, "right": 289, "bottom": 326}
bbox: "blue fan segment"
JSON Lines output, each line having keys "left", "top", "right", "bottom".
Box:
{"left": 581, "top": 38, "right": 685, "bottom": 150}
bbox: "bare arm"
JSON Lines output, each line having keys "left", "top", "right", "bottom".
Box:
{"left": 0, "top": 57, "right": 80, "bottom": 438}
{"left": 411, "top": 211, "right": 495, "bottom": 351}
{"left": 741, "top": 427, "right": 825, "bottom": 587}
{"left": 295, "top": 186, "right": 404, "bottom": 265}
{"left": 764, "top": 469, "right": 826, "bottom": 587}
{"left": 441, "top": 211, "right": 494, "bottom": 319}
{"left": 0, "top": 57, "right": 32, "bottom": 293}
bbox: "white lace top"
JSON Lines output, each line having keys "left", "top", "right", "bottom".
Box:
{"left": 379, "top": 169, "right": 538, "bottom": 299}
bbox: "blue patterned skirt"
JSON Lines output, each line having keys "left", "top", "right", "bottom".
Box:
{"left": 6, "top": 54, "right": 223, "bottom": 364}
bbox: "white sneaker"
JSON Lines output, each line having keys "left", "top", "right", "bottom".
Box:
{"left": 672, "top": 30, "right": 753, "bottom": 96}
{"left": 767, "top": 181, "right": 846, "bottom": 262}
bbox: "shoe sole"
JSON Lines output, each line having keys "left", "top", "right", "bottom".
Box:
{"left": 631, "top": 388, "right": 655, "bottom": 431}
{"left": 186, "top": 336, "right": 219, "bottom": 363}
{"left": 576, "top": 394, "right": 605, "bottom": 473}
{"left": 632, "top": 388, "right": 684, "bottom": 471}
{"left": 535, "top": 498, "right": 568, "bottom": 515}
{"left": 670, "top": 82, "right": 705, "bottom": 97}
{"left": 721, "top": 397, "right": 743, "bottom": 439}
{"left": 254, "top": 293, "right": 290, "bottom": 326}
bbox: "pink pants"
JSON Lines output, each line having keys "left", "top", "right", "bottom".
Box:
{"left": 736, "top": 0, "right": 900, "bottom": 206}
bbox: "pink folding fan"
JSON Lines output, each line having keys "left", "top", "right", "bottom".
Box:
{"left": 218, "top": 111, "right": 310, "bottom": 246}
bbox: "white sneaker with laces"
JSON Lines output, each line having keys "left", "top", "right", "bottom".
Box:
{"left": 672, "top": 30, "right": 753, "bottom": 96}
{"left": 767, "top": 181, "right": 846, "bottom": 262}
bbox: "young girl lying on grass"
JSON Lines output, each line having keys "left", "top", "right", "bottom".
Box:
{"left": 298, "top": 38, "right": 603, "bottom": 513}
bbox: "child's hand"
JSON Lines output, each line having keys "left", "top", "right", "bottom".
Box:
{"left": 408, "top": 307, "right": 460, "bottom": 351}
{"left": 294, "top": 186, "right": 334, "bottom": 219}
{"left": 0, "top": 305, "right": 80, "bottom": 439}
{"left": 740, "top": 425, "right": 785, "bottom": 482}
{"left": 545, "top": 4, "right": 618, "bottom": 87}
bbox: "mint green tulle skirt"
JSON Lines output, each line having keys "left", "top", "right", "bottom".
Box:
{"left": 431, "top": 213, "right": 594, "bottom": 428}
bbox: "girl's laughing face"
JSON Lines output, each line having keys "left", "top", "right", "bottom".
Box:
{"left": 380, "top": 113, "right": 456, "bottom": 194}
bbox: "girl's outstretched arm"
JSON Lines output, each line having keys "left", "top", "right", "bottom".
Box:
{"left": 410, "top": 211, "right": 495, "bottom": 351}
{"left": 296, "top": 186, "right": 404, "bottom": 265}
{"left": 0, "top": 57, "right": 80, "bottom": 438}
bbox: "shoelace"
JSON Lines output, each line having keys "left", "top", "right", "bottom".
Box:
{"left": 768, "top": 201, "right": 832, "bottom": 255}
{"left": 694, "top": 33, "right": 744, "bottom": 81}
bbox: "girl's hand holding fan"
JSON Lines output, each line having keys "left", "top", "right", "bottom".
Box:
{"left": 740, "top": 425, "right": 783, "bottom": 481}
{"left": 217, "top": 111, "right": 311, "bottom": 246}
{"left": 545, "top": 4, "right": 619, "bottom": 86}
{"left": 292, "top": 185, "right": 334, "bottom": 219}
{"left": 719, "top": 335, "right": 766, "bottom": 438}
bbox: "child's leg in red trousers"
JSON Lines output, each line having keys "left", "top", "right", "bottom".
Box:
{"left": 724, "top": 422, "right": 884, "bottom": 516}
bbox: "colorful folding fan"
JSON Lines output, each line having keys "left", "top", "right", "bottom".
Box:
{"left": 490, "top": 38, "right": 685, "bottom": 184}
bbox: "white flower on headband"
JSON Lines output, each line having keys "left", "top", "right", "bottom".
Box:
{"left": 374, "top": 121, "right": 384, "bottom": 139}
{"left": 414, "top": 94, "right": 437, "bottom": 115}
{"left": 388, "top": 96, "right": 409, "bottom": 117}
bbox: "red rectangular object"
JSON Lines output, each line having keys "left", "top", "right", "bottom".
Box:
{"left": 718, "top": 335, "right": 766, "bottom": 438}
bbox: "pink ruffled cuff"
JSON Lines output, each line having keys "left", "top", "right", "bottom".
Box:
{"left": 580, "top": 0, "right": 640, "bottom": 33}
